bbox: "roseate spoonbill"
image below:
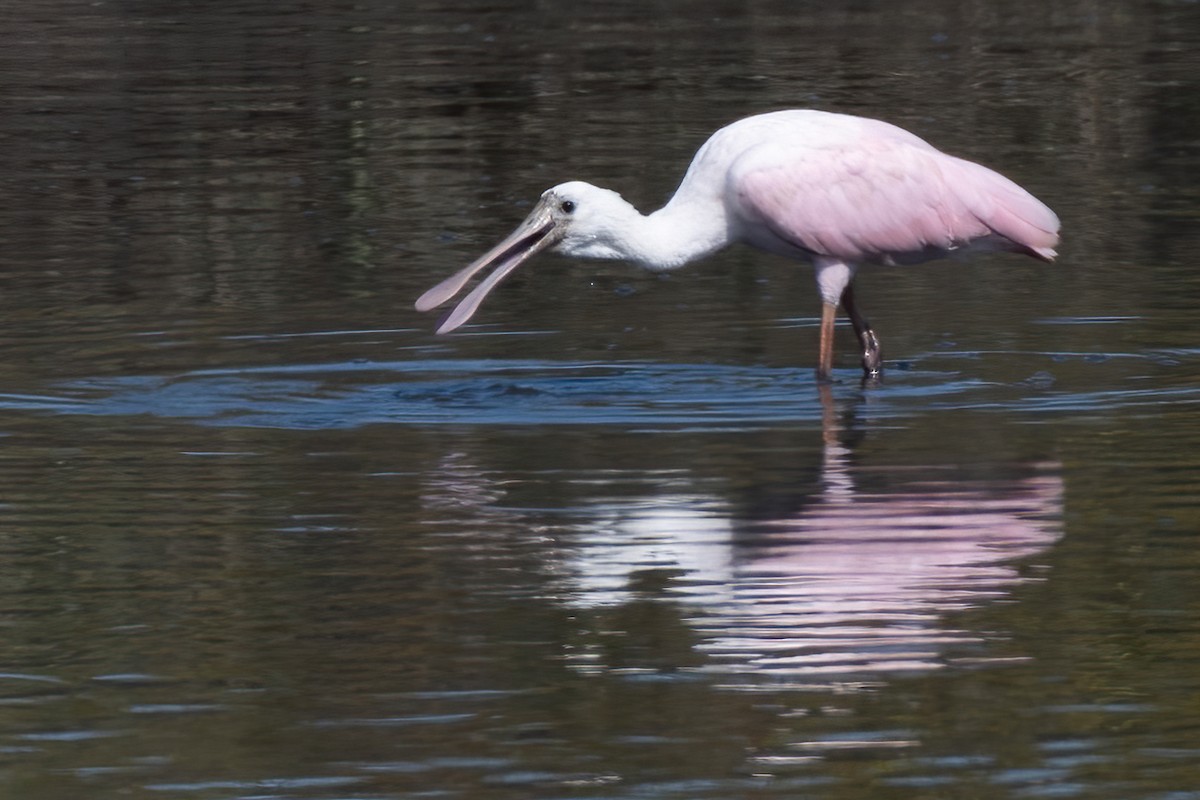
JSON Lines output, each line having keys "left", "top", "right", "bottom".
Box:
{"left": 415, "top": 110, "right": 1060, "bottom": 381}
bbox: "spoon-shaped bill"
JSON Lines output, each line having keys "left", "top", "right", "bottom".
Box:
{"left": 415, "top": 201, "right": 561, "bottom": 333}
{"left": 432, "top": 246, "right": 534, "bottom": 332}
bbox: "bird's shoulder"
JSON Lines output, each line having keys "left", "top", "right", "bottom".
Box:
{"left": 724, "top": 113, "right": 935, "bottom": 179}
{"left": 695, "top": 110, "right": 1058, "bottom": 263}
{"left": 716, "top": 114, "right": 977, "bottom": 260}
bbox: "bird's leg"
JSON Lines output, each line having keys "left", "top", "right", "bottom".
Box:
{"left": 816, "top": 302, "right": 838, "bottom": 383}
{"left": 841, "top": 282, "right": 882, "bottom": 378}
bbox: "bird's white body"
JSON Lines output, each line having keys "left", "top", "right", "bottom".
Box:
{"left": 416, "top": 109, "right": 1060, "bottom": 381}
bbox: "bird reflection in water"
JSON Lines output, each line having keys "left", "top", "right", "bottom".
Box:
{"left": 558, "top": 393, "right": 1061, "bottom": 681}
{"left": 418, "top": 390, "right": 1062, "bottom": 682}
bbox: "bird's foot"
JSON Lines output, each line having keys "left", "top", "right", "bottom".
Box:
{"left": 859, "top": 329, "right": 882, "bottom": 378}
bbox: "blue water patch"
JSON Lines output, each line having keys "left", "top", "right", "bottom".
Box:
{"left": 1, "top": 360, "right": 830, "bottom": 428}
{"left": 0, "top": 352, "right": 1195, "bottom": 430}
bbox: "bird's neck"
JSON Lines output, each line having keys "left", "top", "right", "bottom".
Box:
{"left": 620, "top": 197, "right": 732, "bottom": 272}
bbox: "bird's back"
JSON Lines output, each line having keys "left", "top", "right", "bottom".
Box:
{"left": 676, "top": 110, "right": 1059, "bottom": 265}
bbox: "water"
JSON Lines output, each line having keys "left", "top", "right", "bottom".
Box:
{"left": 1, "top": 1, "right": 1199, "bottom": 798}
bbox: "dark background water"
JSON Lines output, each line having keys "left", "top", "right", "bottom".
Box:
{"left": 0, "top": 1, "right": 1198, "bottom": 798}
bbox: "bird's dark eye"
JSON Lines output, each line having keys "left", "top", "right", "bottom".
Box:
{"left": 560, "top": 200, "right": 576, "bottom": 214}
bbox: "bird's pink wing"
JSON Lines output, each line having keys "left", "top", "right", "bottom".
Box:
{"left": 733, "top": 137, "right": 1059, "bottom": 263}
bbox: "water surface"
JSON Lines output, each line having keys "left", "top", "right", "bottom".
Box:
{"left": 1, "top": 2, "right": 1198, "bottom": 798}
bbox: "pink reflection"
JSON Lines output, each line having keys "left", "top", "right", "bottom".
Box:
{"left": 418, "top": 402, "right": 1063, "bottom": 681}
{"left": 562, "top": 395, "right": 1062, "bottom": 679}
{"left": 693, "top": 464, "right": 1061, "bottom": 677}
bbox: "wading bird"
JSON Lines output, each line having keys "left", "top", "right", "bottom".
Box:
{"left": 415, "top": 110, "right": 1060, "bottom": 382}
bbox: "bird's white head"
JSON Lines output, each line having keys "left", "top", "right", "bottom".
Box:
{"left": 541, "top": 181, "right": 641, "bottom": 261}
{"left": 413, "top": 180, "right": 643, "bottom": 333}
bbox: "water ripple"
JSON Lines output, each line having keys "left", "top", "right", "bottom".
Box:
{"left": 1, "top": 352, "right": 1193, "bottom": 430}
